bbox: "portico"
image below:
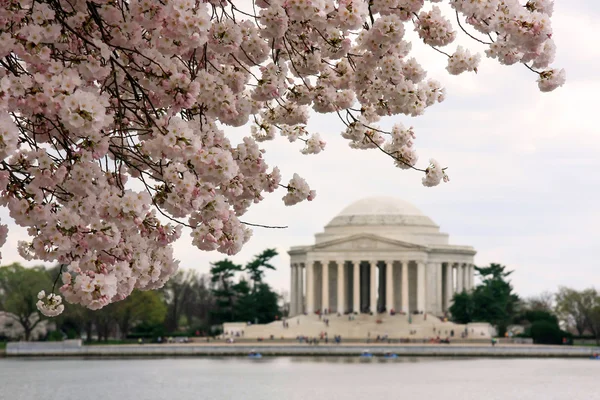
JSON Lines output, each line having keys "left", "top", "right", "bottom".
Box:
{"left": 288, "top": 197, "right": 476, "bottom": 317}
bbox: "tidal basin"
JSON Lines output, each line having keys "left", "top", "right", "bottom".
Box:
{"left": 1, "top": 357, "right": 598, "bottom": 400}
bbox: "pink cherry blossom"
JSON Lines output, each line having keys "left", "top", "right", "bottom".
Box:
{"left": 0, "top": 0, "right": 563, "bottom": 316}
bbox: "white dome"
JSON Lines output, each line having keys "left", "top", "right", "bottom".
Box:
{"left": 323, "top": 196, "right": 438, "bottom": 232}
{"left": 314, "top": 196, "right": 449, "bottom": 246}
{"left": 336, "top": 196, "right": 425, "bottom": 218}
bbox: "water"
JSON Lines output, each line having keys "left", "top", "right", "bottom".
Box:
{"left": 0, "top": 357, "right": 598, "bottom": 400}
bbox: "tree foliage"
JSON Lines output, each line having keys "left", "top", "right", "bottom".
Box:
{"left": 245, "top": 249, "right": 278, "bottom": 290}
{"left": 112, "top": 290, "right": 167, "bottom": 339}
{"left": 523, "top": 291, "right": 554, "bottom": 313}
{"left": 555, "top": 287, "right": 595, "bottom": 336}
{"left": 449, "top": 263, "right": 519, "bottom": 335}
{"left": 448, "top": 291, "right": 473, "bottom": 324}
{"left": 162, "top": 269, "right": 212, "bottom": 332}
{"left": 0, "top": 263, "right": 52, "bottom": 340}
{"left": 555, "top": 287, "right": 600, "bottom": 344}
{"left": 209, "top": 249, "right": 280, "bottom": 325}
{"left": 1, "top": 250, "right": 282, "bottom": 341}
{"left": 529, "top": 320, "right": 568, "bottom": 345}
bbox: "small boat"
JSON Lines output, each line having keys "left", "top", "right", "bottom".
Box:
{"left": 248, "top": 350, "right": 263, "bottom": 359}
{"left": 383, "top": 352, "right": 398, "bottom": 359}
{"left": 360, "top": 350, "right": 373, "bottom": 358}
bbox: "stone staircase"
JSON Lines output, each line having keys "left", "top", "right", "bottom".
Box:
{"left": 224, "top": 313, "right": 487, "bottom": 340}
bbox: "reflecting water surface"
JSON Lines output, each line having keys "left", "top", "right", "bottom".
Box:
{"left": 0, "top": 357, "right": 597, "bottom": 400}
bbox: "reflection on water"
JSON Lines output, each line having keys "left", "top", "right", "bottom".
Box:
{"left": 1, "top": 357, "right": 598, "bottom": 400}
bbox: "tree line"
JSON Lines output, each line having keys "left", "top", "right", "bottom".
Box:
{"left": 0, "top": 249, "right": 282, "bottom": 342}
{"left": 449, "top": 263, "right": 600, "bottom": 345}
{"left": 3, "top": 258, "right": 599, "bottom": 345}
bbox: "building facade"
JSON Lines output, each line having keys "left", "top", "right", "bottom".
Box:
{"left": 288, "top": 197, "right": 476, "bottom": 317}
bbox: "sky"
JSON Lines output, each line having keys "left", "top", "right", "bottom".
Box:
{"left": 1, "top": 0, "right": 599, "bottom": 300}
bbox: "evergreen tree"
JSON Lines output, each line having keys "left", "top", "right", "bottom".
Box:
{"left": 471, "top": 263, "right": 519, "bottom": 335}
{"left": 449, "top": 263, "right": 519, "bottom": 336}
{"left": 209, "top": 259, "right": 242, "bottom": 324}
{"left": 449, "top": 291, "right": 474, "bottom": 324}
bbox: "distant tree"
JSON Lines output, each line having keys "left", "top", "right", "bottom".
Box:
{"left": 529, "top": 320, "right": 565, "bottom": 345}
{"left": 513, "top": 291, "right": 559, "bottom": 328}
{"left": 587, "top": 304, "right": 600, "bottom": 346}
{"left": 555, "top": 287, "right": 591, "bottom": 336}
{"left": 181, "top": 274, "right": 213, "bottom": 331}
{"left": 0, "top": 263, "right": 52, "bottom": 340}
{"left": 244, "top": 249, "right": 278, "bottom": 291}
{"left": 209, "top": 250, "right": 282, "bottom": 325}
{"left": 252, "top": 282, "right": 280, "bottom": 324}
{"left": 232, "top": 279, "right": 254, "bottom": 323}
{"left": 113, "top": 290, "right": 167, "bottom": 339}
{"left": 53, "top": 302, "right": 87, "bottom": 340}
{"left": 449, "top": 291, "right": 474, "bottom": 324}
{"left": 96, "top": 309, "right": 115, "bottom": 341}
{"left": 524, "top": 291, "right": 554, "bottom": 313}
{"left": 451, "top": 263, "right": 519, "bottom": 336}
{"left": 162, "top": 270, "right": 200, "bottom": 332}
{"left": 515, "top": 309, "right": 558, "bottom": 327}
{"left": 210, "top": 259, "right": 242, "bottom": 324}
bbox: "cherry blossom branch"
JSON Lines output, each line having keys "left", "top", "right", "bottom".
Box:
{"left": 0, "top": 0, "right": 564, "bottom": 317}
{"left": 239, "top": 221, "right": 288, "bottom": 229}
{"left": 455, "top": 10, "right": 493, "bottom": 45}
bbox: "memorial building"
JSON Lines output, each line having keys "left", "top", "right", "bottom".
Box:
{"left": 287, "top": 196, "right": 476, "bottom": 317}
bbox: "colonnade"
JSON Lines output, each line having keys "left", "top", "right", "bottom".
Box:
{"left": 289, "top": 259, "right": 474, "bottom": 317}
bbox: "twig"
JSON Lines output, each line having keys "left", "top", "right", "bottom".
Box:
{"left": 240, "top": 221, "right": 288, "bottom": 229}
{"left": 51, "top": 264, "right": 65, "bottom": 293}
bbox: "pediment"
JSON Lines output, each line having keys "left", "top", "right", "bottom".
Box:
{"left": 313, "top": 234, "right": 425, "bottom": 252}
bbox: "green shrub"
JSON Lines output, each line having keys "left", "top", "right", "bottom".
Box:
{"left": 46, "top": 330, "right": 64, "bottom": 342}
{"left": 529, "top": 320, "right": 565, "bottom": 345}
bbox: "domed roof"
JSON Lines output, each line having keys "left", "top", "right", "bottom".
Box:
{"left": 336, "top": 196, "right": 425, "bottom": 218}
{"left": 325, "top": 196, "right": 437, "bottom": 229}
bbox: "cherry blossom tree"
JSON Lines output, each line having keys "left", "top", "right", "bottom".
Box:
{"left": 0, "top": 0, "right": 564, "bottom": 317}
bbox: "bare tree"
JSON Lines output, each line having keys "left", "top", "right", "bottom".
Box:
{"left": 525, "top": 291, "right": 554, "bottom": 312}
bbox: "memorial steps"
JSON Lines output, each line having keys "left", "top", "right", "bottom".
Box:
{"left": 224, "top": 313, "right": 493, "bottom": 340}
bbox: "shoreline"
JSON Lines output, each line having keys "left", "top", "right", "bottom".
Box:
{"left": 5, "top": 342, "right": 600, "bottom": 359}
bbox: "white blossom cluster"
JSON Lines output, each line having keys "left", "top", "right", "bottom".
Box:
{"left": 447, "top": 46, "right": 481, "bottom": 75}
{"left": 36, "top": 291, "right": 64, "bottom": 317}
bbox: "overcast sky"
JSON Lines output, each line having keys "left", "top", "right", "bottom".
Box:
{"left": 2, "top": 0, "right": 598, "bottom": 300}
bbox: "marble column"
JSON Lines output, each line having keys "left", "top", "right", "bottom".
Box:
{"left": 436, "top": 263, "right": 443, "bottom": 314}
{"left": 290, "top": 264, "right": 297, "bottom": 316}
{"left": 352, "top": 260, "right": 360, "bottom": 313}
{"left": 456, "top": 263, "right": 463, "bottom": 293}
{"left": 369, "top": 260, "right": 377, "bottom": 313}
{"left": 401, "top": 260, "right": 409, "bottom": 313}
{"left": 468, "top": 264, "right": 474, "bottom": 291}
{"left": 322, "top": 261, "right": 329, "bottom": 313}
{"left": 444, "top": 263, "right": 453, "bottom": 311}
{"left": 461, "top": 263, "right": 468, "bottom": 291}
{"left": 385, "top": 260, "right": 394, "bottom": 313}
{"left": 337, "top": 260, "right": 345, "bottom": 314}
{"left": 306, "top": 261, "right": 314, "bottom": 314}
{"left": 417, "top": 261, "right": 426, "bottom": 313}
{"left": 296, "top": 264, "right": 304, "bottom": 314}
